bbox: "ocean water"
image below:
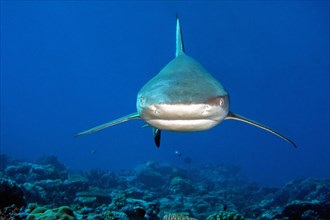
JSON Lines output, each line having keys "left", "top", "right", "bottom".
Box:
{"left": 1, "top": 1, "right": 329, "bottom": 187}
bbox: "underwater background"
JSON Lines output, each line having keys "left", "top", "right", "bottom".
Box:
{"left": 1, "top": 2, "right": 329, "bottom": 219}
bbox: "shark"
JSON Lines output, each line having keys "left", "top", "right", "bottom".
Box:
{"left": 76, "top": 16, "right": 297, "bottom": 148}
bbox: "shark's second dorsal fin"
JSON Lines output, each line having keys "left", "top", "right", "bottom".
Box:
{"left": 176, "top": 15, "right": 185, "bottom": 57}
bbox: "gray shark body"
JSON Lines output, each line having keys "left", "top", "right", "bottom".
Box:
{"left": 77, "top": 17, "right": 296, "bottom": 148}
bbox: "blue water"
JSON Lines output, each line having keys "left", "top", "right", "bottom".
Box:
{"left": 1, "top": 1, "right": 329, "bottom": 186}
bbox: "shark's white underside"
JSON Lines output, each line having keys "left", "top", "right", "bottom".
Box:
{"left": 140, "top": 102, "right": 228, "bottom": 131}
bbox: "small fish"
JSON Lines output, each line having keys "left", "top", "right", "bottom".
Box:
{"left": 90, "top": 150, "right": 97, "bottom": 154}
{"left": 174, "top": 150, "right": 182, "bottom": 157}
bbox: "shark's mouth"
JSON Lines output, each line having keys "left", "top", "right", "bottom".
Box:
{"left": 139, "top": 96, "right": 229, "bottom": 131}
{"left": 146, "top": 118, "right": 221, "bottom": 132}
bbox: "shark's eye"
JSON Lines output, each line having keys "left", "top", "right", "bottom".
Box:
{"left": 139, "top": 96, "right": 145, "bottom": 106}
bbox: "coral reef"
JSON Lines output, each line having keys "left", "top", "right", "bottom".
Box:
{"left": 0, "top": 178, "right": 26, "bottom": 208}
{"left": 277, "top": 200, "right": 330, "bottom": 220}
{"left": 0, "top": 154, "right": 329, "bottom": 220}
{"left": 163, "top": 212, "right": 197, "bottom": 220}
{"left": 206, "top": 210, "right": 245, "bottom": 220}
{"left": 168, "top": 176, "right": 193, "bottom": 195}
{"left": 0, "top": 204, "right": 27, "bottom": 220}
{"left": 132, "top": 162, "right": 168, "bottom": 189}
{"left": 82, "top": 169, "right": 118, "bottom": 189}
{"left": 75, "top": 190, "right": 111, "bottom": 207}
{"left": 5, "top": 162, "right": 67, "bottom": 183}
{"left": 26, "top": 205, "right": 75, "bottom": 220}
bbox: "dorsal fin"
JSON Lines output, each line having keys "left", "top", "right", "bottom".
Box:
{"left": 176, "top": 15, "right": 185, "bottom": 57}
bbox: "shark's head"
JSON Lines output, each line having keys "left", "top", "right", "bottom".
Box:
{"left": 136, "top": 54, "right": 229, "bottom": 132}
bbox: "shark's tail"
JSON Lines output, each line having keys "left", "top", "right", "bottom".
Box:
{"left": 176, "top": 14, "right": 185, "bottom": 57}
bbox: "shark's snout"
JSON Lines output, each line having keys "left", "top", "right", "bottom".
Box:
{"left": 137, "top": 95, "right": 230, "bottom": 131}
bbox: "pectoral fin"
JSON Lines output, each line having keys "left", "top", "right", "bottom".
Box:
{"left": 153, "top": 128, "right": 161, "bottom": 148}
{"left": 225, "top": 112, "right": 297, "bottom": 148}
{"left": 141, "top": 124, "right": 150, "bottom": 128}
{"left": 75, "top": 112, "right": 140, "bottom": 137}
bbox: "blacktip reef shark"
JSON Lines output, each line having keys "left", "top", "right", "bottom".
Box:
{"left": 76, "top": 16, "right": 297, "bottom": 148}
